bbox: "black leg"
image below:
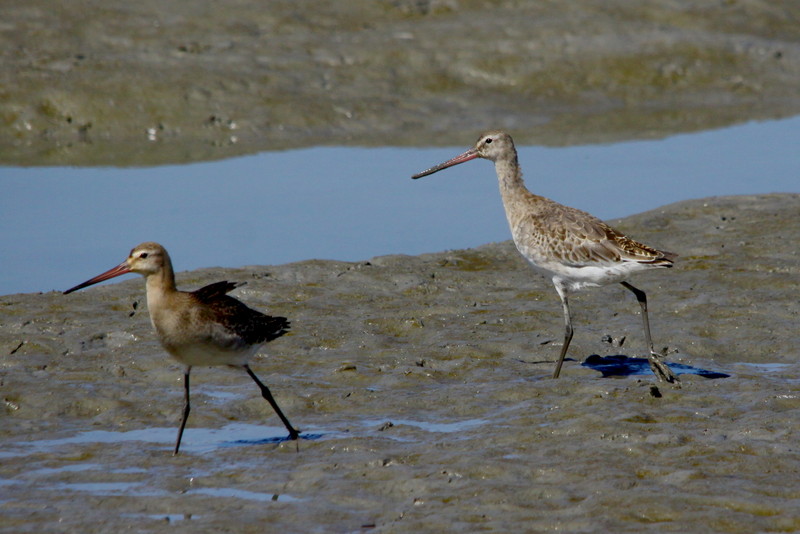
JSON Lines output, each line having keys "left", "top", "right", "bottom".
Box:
{"left": 620, "top": 282, "right": 679, "bottom": 385}
{"left": 553, "top": 284, "right": 573, "bottom": 379}
{"left": 174, "top": 366, "right": 192, "bottom": 455}
{"left": 620, "top": 282, "right": 654, "bottom": 351}
{"left": 244, "top": 365, "right": 300, "bottom": 440}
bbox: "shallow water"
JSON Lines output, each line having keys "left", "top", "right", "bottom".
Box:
{"left": 3, "top": 359, "right": 800, "bottom": 533}
{"left": 2, "top": 116, "right": 799, "bottom": 296}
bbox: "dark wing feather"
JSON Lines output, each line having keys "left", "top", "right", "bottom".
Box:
{"left": 193, "top": 281, "right": 240, "bottom": 301}
{"left": 191, "top": 282, "right": 290, "bottom": 345}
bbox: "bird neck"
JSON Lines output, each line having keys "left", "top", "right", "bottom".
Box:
{"left": 495, "top": 153, "right": 528, "bottom": 199}
{"left": 144, "top": 259, "right": 178, "bottom": 311}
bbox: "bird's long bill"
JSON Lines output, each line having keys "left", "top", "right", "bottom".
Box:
{"left": 411, "top": 148, "right": 478, "bottom": 179}
{"left": 63, "top": 261, "right": 131, "bottom": 294}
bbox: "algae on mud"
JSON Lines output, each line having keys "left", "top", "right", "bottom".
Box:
{"left": 3, "top": 0, "right": 800, "bottom": 165}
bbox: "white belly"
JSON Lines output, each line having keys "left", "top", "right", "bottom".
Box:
{"left": 518, "top": 244, "right": 660, "bottom": 292}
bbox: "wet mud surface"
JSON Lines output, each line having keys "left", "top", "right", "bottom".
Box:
{"left": 3, "top": 1, "right": 800, "bottom": 165}
{"left": 3, "top": 0, "right": 800, "bottom": 530}
{"left": 2, "top": 194, "right": 800, "bottom": 532}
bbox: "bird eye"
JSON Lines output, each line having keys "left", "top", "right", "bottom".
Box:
{"left": 485, "top": 138, "right": 493, "bottom": 144}
{"left": 140, "top": 252, "right": 149, "bottom": 259}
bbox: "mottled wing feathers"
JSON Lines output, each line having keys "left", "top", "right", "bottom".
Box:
{"left": 514, "top": 197, "right": 673, "bottom": 267}
{"left": 611, "top": 230, "right": 676, "bottom": 265}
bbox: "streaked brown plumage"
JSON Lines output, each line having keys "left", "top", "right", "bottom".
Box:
{"left": 412, "top": 131, "right": 678, "bottom": 383}
{"left": 64, "top": 242, "right": 300, "bottom": 454}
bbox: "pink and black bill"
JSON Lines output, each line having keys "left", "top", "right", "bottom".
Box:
{"left": 63, "top": 261, "right": 131, "bottom": 294}
{"left": 411, "top": 148, "right": 479, "bottom": 179}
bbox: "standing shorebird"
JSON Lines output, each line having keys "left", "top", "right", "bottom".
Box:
{"left": 412, "top": 131, "right": 678, "bottom": 384}
{"left": 64, "top": 242, "right": 300, "bottom": 454}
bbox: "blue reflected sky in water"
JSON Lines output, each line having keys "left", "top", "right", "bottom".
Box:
{"left": 1, "top": 116, "right": 798, "bottom": 295}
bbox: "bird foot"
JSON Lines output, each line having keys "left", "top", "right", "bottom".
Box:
{"left": 287, "top": 429, "right": 301, "bottom": 453}
{"left": 648, "top": 352, "right": 680, "bottom": 388}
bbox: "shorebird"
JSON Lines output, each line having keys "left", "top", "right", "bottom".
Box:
{"left": 412, "top": 131, "right": 678, "bottom": 384}
{"left": 64, "top": 242, "right": 300, "bottom": 454}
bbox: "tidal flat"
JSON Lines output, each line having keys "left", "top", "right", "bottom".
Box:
{"left": 3, "top": 0, "right": 800, "bottom": 531}
{"left": 2, "top": 194, "right": 799, "bottom": 532}
{"left": 3, "top": 0, "right": 800, "bottom": 165}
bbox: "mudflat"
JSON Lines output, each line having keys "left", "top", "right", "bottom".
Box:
{"left": 2, "top": 193, "right": 799, "bottom": 532}
{"left": 2, "top": 1, "right": 800, "bottom": 165}
{"left": 2, "top": 0, "right": 800, "bottom": 531}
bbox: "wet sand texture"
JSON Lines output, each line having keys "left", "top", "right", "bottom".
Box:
{"left": 2, "top": 1, "right": 800, "bottom": 165}
{"left": 2, "top": 194, "right": 800, "bottom": 532}
{"left": 3, "top": 0, "right": 800, "bottom": 531}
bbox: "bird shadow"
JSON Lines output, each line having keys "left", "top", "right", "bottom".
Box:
{"left": 225, "top": 432, "right": 326, "bottom": 448}
{"left": 581, "top": 354, "right": 730, "bottom": 379}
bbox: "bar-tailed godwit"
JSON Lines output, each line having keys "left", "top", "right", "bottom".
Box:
{"left": 64, "top": 242, "right": 300, "bottom": 454}
{"left": 412, "top": 131, "right": 678, "bottom": 384}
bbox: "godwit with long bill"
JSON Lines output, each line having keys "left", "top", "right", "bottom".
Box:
{"left": 412, "top": 131, "right": 678, "bottom": 384}
{"left": 64, "top": 242, "right": 300, "bottom": 454}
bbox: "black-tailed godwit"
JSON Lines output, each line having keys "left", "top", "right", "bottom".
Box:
{"left": 64, "top": 242, "right": 300, "bottom": 454}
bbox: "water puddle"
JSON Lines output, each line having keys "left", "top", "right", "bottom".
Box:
{"left": 28, "top": 463, "right": 146, "bottom": 476}
{"left": 51, "top": 480, "right": 165, "bottom": 497}
{"left": 5, "top": 474, "right": 301, "bottom": 503}
{"left": 363, "top": 417, "right": 489, "bottom": 441}
{"left": 728, "top": 362, "right": 800, "bottom": 385}
{"left": 188, "top": 487, "right": 302, "bottom": 502}
{"left": 122, "top": 514, "right": 200, "bottom": 523}
{"left": 734, "top": 362, "right": 794, "bottom": 373}
{"left": 7, "top": 423, "right": 329, "bottom": 457}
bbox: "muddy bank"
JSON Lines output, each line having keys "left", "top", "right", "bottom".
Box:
{"left": 1, "top": 193, "right": 799, "bottom": 532}
{"left": 2, "top": 1, "right": 800, "bottom": 165}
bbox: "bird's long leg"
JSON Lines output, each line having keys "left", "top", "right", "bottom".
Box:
{"left": 244, "top": 365, "right": 300, "bottom": 440}
{"left": 174, "top": 366, "right": 192, "bottom": 455}
{"left": 552, "top": 283, "right": 573, "bottom": 379}
{"left": 620, "top": 281, "right": 679, "bottom": 385}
